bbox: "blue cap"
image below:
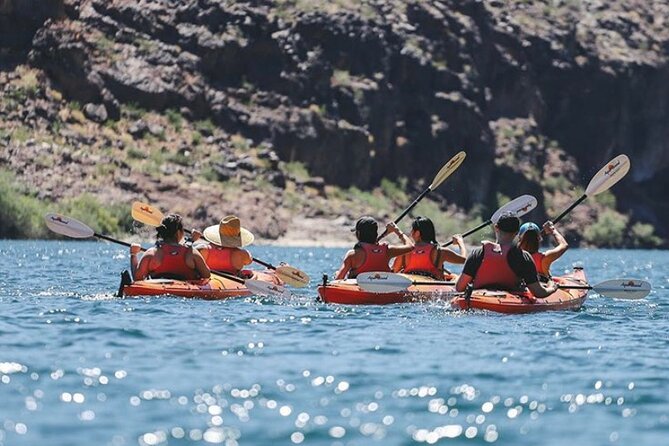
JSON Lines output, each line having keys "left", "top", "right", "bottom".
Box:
{"left": 518, "top": 222, "right": 541, "bottom": 237}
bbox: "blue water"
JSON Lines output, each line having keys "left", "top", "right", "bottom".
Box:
{"left": 0, "top": 241, "right": 667, "bottom": 446}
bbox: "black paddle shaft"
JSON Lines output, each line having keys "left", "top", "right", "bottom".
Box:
{"left": 442, "top": 219, "right": 491, "bottom": 247}
{"left": 377, "top": 187, "right": 431, "bottom": 242}
{"left": 552, "top": 195, "right": 587, "bottom": 225}
{"left": 395, "top": 187, "right": 431, "bottom": 224}
{"left": 96, "top": 233, "right": 132, "bottom": 248}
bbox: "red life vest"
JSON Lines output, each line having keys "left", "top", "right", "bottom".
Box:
{"left": 349, "top": 243, "right": 390, "bottom": 278}
{"left": 205, "top": 246, "right": 240, "bottom": 274}
{"left": 150, "top": 244, "right": 200, "bottom": 280}
{"left": 404, "top": 243, "right": 444, "bottom": 280}
{"left": 531, "top": 252, "right": 550, "bottom": 278}
{"left": 472, "top": 242, "right": 518, "bottom": 290}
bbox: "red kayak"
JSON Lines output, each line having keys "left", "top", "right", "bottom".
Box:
{"left": 317, "top": 273, "right": 458, "bottom": 305}
{"left": 121, "top": 270, "right": 284, "bottom": 300}
{"left": 451, "top": 267, "right": 588, "bottom": 313}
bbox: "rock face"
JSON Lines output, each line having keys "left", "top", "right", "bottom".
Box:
{"left": 2, "top": 0, "right": 668, "bottom": 241}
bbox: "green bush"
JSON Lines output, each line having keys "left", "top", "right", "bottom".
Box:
{"left": 283, "top": 161, "right": 310, "bottom": 181}
{"left": 59, "top": 194, "right": 134, "bottom": 237}
{"left": 126, "top": 146, "right": 147, "bottom": 160}
{"left": 195, "top": 119, "right": 216, "bottom": 135}
{"left": 542, "top": 174, "right": 571, "bottom": 192}
{"left": 583, "top": 209, "right": 629, "bottom": 247}
{"left": 629, "top": 222, "right": 662, "bottom": 248}
{"left": 166, "top": 109, "right": 183, "bottom": 131}
{"left": 594, "top": 190, "right": 616, "bottom": 208}
{"left": 380, "top": 177, "right": 408, "bottom": 204}
{"left": 0, "top": 170, "right": 50, "bottom": 238}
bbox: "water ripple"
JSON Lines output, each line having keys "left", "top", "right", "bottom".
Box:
{"left": 0, "top": 243, "right": 667, "bottom": 445}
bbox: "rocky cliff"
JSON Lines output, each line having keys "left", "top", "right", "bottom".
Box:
{"left": 1, "top": 0, "right": 667, "bottom": 246}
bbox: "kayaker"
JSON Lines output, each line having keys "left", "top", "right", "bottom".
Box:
{"left": 455, "top": 213, "right": 557, "bottom": 298}
{"left": 391, "top": 216, "right": 467, "bottom": 279}
{"left": 192, "top": 215, "right": 254, "bottom": 277}
{"left": 335, "top": 216, "right": 414, "bottom": 280}
{"left": 130, "top": 214, "right": 210, "bottom": 281}
{"left": 518, "top": 221, "right": 568, "bottom": 280}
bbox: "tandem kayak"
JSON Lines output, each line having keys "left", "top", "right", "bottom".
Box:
{"left": 317, "top": 273, "right": 458, "bottom": 305}
{"left": 121, "top": 270, "right": 284, "bottom": 300}
{"left": 451, "top": 267, "right": 588, "bottom": 313}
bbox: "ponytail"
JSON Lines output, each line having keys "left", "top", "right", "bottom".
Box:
{"left": 412, "top": 216, "right": 438, "bottom": 246}
{"left": 156, "top": 214, "right": 184, "bottom": 242}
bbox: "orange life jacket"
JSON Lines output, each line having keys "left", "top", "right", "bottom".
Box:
{"left": 472, "top": 242, "right": 518, "bottom": 290}
{"left": 349, "top": 243, "right": 390, "bottom": 278}
{"left": 403, "top": 243, "right": 444, "bottom": 280}
{"left": 531, "top": 252, "right": 548, "bottom": 276}
{"left": 151, "top": 244, "right": 200, "bottom": 280}
{"left": 205, "top": 246, "right": 240, "bottom": 275}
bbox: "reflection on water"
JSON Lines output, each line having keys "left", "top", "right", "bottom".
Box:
{"left": 0, "top": 241, "right": 667, "bottom": 445}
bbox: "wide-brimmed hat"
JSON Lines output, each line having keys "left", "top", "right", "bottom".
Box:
{"left": 203, "top": 215, "right": 254, "bottom": 248}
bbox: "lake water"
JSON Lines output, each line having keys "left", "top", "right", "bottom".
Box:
{"left": 0, "top": 241, "right": 667, "bottom": 446}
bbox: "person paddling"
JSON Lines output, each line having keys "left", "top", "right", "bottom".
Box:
{"left": 193, "top": 215, "right": 254, "bottom": 277}
{"left": 518, "top": 221, "right": 568, "bottom": 281}
{"left": 455, "top": 213, "right": 556, "bottom": 298}
{"left": 130, "top": 214, "right": 210, "bottom": 281}
{"left": 335, "top": 216, "right": 414, "bottom": 280}
{"left": 391, "top": 216, "right": 466, "bottom": 280}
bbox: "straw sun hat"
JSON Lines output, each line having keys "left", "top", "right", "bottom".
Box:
{"left": 203, "top": 216, "right": 255, "bottom": 248}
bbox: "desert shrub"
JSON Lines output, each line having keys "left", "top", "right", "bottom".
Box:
{"left": 629, "top": 222, "right": 662, "bottom": 248}
{"left": 583, "top": 209, "right": 629, "bottom": 247}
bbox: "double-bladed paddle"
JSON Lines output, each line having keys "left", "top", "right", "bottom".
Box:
{"left": 551, "top": 154, "right": 630, "bottom": 225}
{"left": 44, "top": 213, "right": 291, "bottom": 297}
{"left": 357, "top": 272, "right": 455, "bottom": 294}
{"left": 377, "top": 151, "right": 466, "bottom": 241}
{"left": 356, "top": 271, "right": 651, "bottom": 299}
{"left": 131, "top": 202, "right": 310, "bottom": 288}
{"left": 442, "top": 194, "right": 538, "bottom": 247}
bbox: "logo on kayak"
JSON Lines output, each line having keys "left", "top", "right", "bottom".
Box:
{"left": 604, "top": 160, "right": 622, "bottom": 177}
{"left": 140, "top": 206, "right": 153, "bottom": 214}
{"left": 50, "top": 215, "right": 69, "bottom": 224}
{"left": 621, "top": 280, "right": 641, "bottom": 288}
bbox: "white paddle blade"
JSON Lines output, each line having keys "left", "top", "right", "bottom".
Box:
{"left": 275, "top": 265, "right": 310, "bottom": 288}
{"left": 585, "top": 154, "right": 630, "bottom": 196}
{"left": 44, "top": 213, "right": 95, "bottom": 239}
{"left": 593, "top": 279, "right": 651, "bottom": 300}
{"left": 245, "top": 279, "right": 291, "bottom": 298}
{"left": 357, "top": 272, "right": 412, "bottom": 293}
{"left": 491, "top": 194, "right": 538, "bottom": 223}
{"left": 131, "top": 201, "right": 164, "bottom": 227}
{"left": 429, "top": 151, "right": 466, "bottom": 190}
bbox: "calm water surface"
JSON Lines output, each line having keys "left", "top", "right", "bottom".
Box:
{"left": 0, "top": 241, "right": 667, "bottom": 446}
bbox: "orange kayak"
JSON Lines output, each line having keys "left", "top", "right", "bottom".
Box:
{"left": 121, "top": 270, "right": 283, "bottom": 300}
{"left": 317, "top": 274, "right": 457, "bottom": 305}
{"left": 451, "top": 267, "right": 588, "bottom": 313}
